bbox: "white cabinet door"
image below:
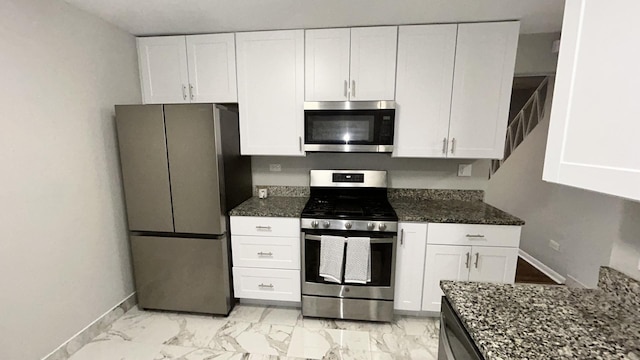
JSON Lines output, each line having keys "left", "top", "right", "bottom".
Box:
{"left": 236, "top": 30, "right": 305, "bottom": 156}
{"left": 422, "top": 245, "right": 470, "bottom": 312}
{"left": 468, "top": 246, "right": 518, "bottom": 284}
{"left": 543, "top": 0, "right": 640, "bottom": 201}
{"left": 393, "top": 223, "right": 428, "bottom": 311}
{"left": 448, "top": 22, "right": 519, "bottom": 159}
{"left": 305, "top": 28, "right": 351, "bottom": 101}
{"left": 137, "top": 36, "right": 189, "bottom": 104}
{"left": 186, "top": 33, "right": 237, "bottom": 103}
{"left": 349, "top": 26, "right": 398, "bottom": 101}
{"left": 393, "top": 24, "right": 457, "bottom": 158}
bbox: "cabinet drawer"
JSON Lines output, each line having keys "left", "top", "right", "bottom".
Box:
{"left": 230, "top": 216, "right": 300, "bottom": 237}
{"left": 231, "top": 235, "right": 300, "bottom": 270}
{"left": 232, "top": 267, "right": 301, "bottom": 302}
{"left": 427, "top": 223, "right": 521, "bottom": 247}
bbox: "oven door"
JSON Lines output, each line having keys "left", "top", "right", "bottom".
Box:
{"left": 438, "top": 297, "right": 484, "bottom": 360}
{"left": 303, "top": 106, "right": 395, "bottom": 153}
{"left": 301, "top": 230, "right": 396, "bottom": 300}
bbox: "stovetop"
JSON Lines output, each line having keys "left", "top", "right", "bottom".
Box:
{"left": 301, "top": 188, "right": 398, "bottom": 221}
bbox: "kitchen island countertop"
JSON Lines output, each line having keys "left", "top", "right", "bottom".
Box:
{"left": 440, "top": 267, "right": 640, "bottom": 360}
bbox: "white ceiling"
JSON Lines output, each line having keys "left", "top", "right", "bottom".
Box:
{"left": 64, "top": 0, "right": 565, "bottom": 36}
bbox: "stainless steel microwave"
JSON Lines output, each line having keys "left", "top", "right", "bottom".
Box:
{"left": 304, "top": 101, "right": 395, "bottom": 153}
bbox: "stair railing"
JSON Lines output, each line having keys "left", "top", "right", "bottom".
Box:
{"left": 491, "top": 76, "right": 550, "bottom": 176}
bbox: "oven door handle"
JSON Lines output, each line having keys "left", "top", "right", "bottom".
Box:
{"left": 439, "top": 316, "right": 457, "bottom": 360}
{"left": 304, "top": 234, "right": 394, "bottom": 244}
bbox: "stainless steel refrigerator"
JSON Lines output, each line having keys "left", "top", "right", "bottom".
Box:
{"left": 115, "top": 104, "right": 252, "bottom": 315}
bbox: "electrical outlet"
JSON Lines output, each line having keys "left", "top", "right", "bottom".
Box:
{"left": 269, "top": 164, "right": 281, "bottom": 172}
{"left": 457, "top": 164, "right": 472, "bottom": 177}
{"left": 549, "top": 239, "right": 560, "bottom": 252}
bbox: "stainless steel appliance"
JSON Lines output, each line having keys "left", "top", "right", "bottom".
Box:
{"left": 304, "top": 101, "right": 395, "bottom": 153}
{"left": 115, "top": 104, "right": 252, "bottom": 315}
{"left": 301, "top": 170, "right": 398, "bottom": 322}
{"left": 438, "top": 297, "right": 484, "bottom": 360}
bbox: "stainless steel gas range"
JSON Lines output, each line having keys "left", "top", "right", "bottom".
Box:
{"left": 300, "top": 170, "right": 398, "bottom": 322}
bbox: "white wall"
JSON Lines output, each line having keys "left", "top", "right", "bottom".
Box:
{"left": 514, "top": 32, "right": 560, "bottom": 75}
{"left": 252, "top": 155, "right": 491, "bottom": 190}
{"left": 0, "top": 0, "right": 141, "bottom": 359}
{"left": 485, "top": 82, "right": 639, "bottom": 287}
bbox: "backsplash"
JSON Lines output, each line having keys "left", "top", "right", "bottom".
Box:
{"left": 253, "top": 185, "right": 309, "bottom": 197}
{"left": 251, "top": 154, "right": 491, "bottom": 190}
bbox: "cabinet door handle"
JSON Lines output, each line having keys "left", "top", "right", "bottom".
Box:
{"left": 299, "top": 136, "right": 303, "bottom": 152}
{"left": 466, "top": 234, "right": 485, "bottom": 239}
{"left": 442, "top": 138, "right": 447, "bottom": 154}
{"left": 465, "top": 252, "right": 470, "bottom": 269}
{"left": 474, "top": 252, "right": 480, "bottom": 269}
{"left": 189, "top": 84, "right": 194, "bottom": 100}
{"left": 344, "top": 80, "right": 349, "bottom": 98}
{"left": 400, "top": 229, "right": 404, "bottom": 245}
{"left": 258, "top": 283, "right": 274, "bottom": 289}
{"left": 182, "top": 85, "right": 187, "bottom": 100}
{"left": 451, "top": 138, "right": 456, "bottom": 154}
{"left": 257, "top": 251, "right": 273, "bottom": 257}
{"left": 255, "top": 226, "right": 272, "bottom": 231}
{"left": 351, "top": 80, "right": 356, "bottom": 98}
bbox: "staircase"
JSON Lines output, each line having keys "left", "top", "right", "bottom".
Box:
{"left": 491, "top": 76, "right": 551, "bottom": 176}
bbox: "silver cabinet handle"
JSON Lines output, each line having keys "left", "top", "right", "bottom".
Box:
{"left": 451, "top": 138, "right": 456, "bottom": 154}
{"left": 189, "top": 84, "right": 194, "bottom": 100}
{"left": 400, "top": 229, "right": 404, "bottom": 246}
{"left": 257, "top": 251, "right": 273, "bottom": 256}
{"left": 299, "top": 136, "right": 303, "bottom": 152}
{"left": 466, "top": 234, "right": 485, "bottom": 239}
{"left": 344, "top": 80, "right": 348, "bottom": 98}
{"left": 255, "top": 226, "right": 272, "bottom": 231}
{"left": 474, "top": 252, "right": 480, "bottom": 269}
{"left": 442, "top": 138, "right": 447, "bottom": 154}
{"left": 465, "top": 252, "right": 470, "bottom": 269}
{"left": 182, "top": 85, "right": 187, "bottom": 100}
{"left": 258, "top": 283, "right": 274, "bottom": 289}
{"left": 351, "top": 80, "right": 356, "bottom": 98}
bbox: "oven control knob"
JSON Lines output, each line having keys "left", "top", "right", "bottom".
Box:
{"left": 367, "top": 222, "right": 375, "bottom": 231}
{"left": 378, "top": 223, "right": 387, "bottom": 231}
{"left": 323, "top": 221, "right": 331, "bottom": 228}
{"left": 345, "top": 222, "right": 352, "bottom": 229}
{"left": 311, "top": 220, "right": 319, "bottom": 228}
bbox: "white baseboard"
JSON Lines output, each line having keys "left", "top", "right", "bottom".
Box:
{"left": 518, "top": 249, "right": 566, "bottom": 284}
{"left": 41, "top": 292, "right": 137, "bottom": 360}
{"left": 565, "top": 274, "right": 589, "bottom": 288}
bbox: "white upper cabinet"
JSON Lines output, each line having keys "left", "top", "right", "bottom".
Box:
{"left": 393, "top": 223, "right": 428, "bottom": 311}
{"left": 543, "top": 0, "right": 640, "bottom": 201}
{"left": 448, "top": 21, "right": 519, "bottom": 159}
{"left": 236, "top": 30, "right": 305, "bottom": 156}
{"left": 137, "top": 34, "right": 237, "bottom": 104}
{"left": 349, "top": 26, "right": 398, "bottom": 101}
{"left": 305, "top": 28, "right": 351, "bottom": 101}
{"left": 393, "top": 24, "right": 457, "bottom": 158}
{"left": 186, "top": 34, "right": 237, "bottom": 103}
{"left": 137, "top": 36, "right": 190, "bottom": 104}
{"left": 304, "top": 26, "right": 397, "bottom": 101}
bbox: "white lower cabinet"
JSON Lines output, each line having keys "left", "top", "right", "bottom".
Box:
{"left": 232, "top": 267, "right": 301, "bottom": 302}
{"left": 421, "top": 244, "right": 471, "bottom": 312}
{"left": 393, "top": 223, "right": 428, "bottom": 311}
{"left": 394, "top": 222, "right": 521, "bottom": 313}
{"left": 230, "top": 216, "right": 301, "bottom": 302}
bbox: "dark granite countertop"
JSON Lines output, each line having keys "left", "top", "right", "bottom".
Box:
{"left": 441, "top": 267, "right": 640, "bottom": 360}
{"left": 228, "top": 196, "right": 308, "bottom": 218}
{"left": 390, "top": 198, "right": 525, "bottom": 225}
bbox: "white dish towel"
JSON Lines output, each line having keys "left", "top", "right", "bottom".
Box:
{"left": 344, "top": 237, "right": 371, "bottom": 284}
{"left": 319, "top": 235, "right": 346, "bottom": 283}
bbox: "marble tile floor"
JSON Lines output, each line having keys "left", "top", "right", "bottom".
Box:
{"left": 68, "top": 304, "right": 440, "bottom": 360}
